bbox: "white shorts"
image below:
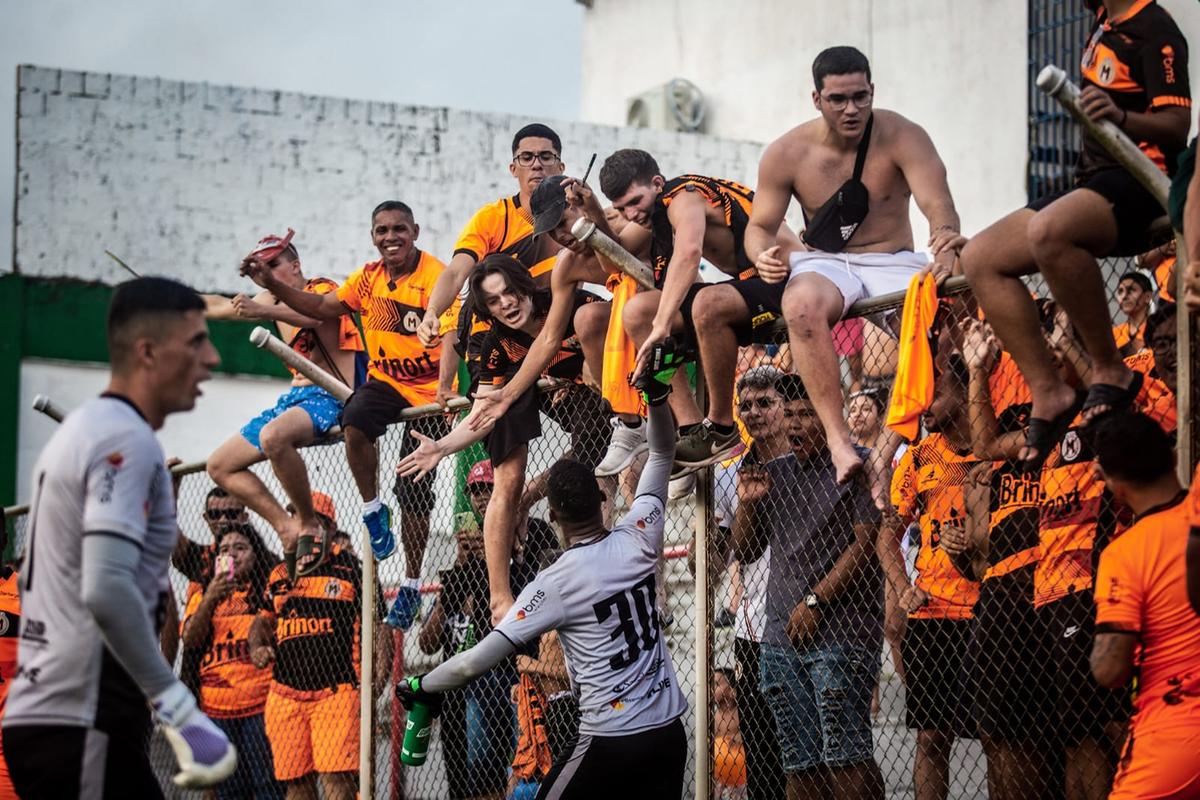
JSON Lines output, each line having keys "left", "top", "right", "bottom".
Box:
{"left": 788, "top": 249, "right": 928, "bottom": 319}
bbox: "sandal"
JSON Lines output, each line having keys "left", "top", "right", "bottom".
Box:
{"left": 1081, "top": 371, "right": 1144, "bottom": 422}
{"left": 1020, "top": 400, "right": 1082, "bottom": 473}
{"left": 295, "top": 528, "right": 331, "bottom": 577}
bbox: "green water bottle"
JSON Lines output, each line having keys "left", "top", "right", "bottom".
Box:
{"left": 400, "top": 676, "right": 433, "bottom": 767}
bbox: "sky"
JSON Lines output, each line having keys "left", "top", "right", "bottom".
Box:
{"left": 0, "top": 0, "right": 584, "bottom": 269}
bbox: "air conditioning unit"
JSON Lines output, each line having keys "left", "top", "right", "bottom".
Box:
{"left": 626, "top": 78, "right": 707, "bottom": 133}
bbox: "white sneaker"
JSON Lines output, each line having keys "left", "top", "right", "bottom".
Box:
{"left": 668, "top": 470, "right": 696, "bottom": 502}
{"left": 594, "top": 418, "right": 649, "bottom": 477}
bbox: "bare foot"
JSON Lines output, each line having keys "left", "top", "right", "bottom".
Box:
{"left": 1019, "top": 382, "right": 1079, "bottom": 463}
{"left": 830, "top": 442, "right": 865, "bottom": 485}
{"left": 276, "top": 516, "right": 303, "bottom": 553}
{"left": 490, "top": 593, "right": 515, "bottom": 627}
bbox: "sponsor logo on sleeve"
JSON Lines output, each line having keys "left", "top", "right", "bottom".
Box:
{"left": 515, "top": 589, "right": 546, "bottom": 621}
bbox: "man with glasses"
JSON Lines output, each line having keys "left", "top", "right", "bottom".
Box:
{"left": 205, "top": 230, "right": 364, "bottom": 580}
{"left": 744, "top": 45, "right": 962, "bottom": 494}
{"left": 416, "top": 123, "right": 568, "bottom": 394}
{"left": 172, "top": 488, "right": 250, "bottom": 587}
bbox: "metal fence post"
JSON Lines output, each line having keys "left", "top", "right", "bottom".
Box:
{"left": 692, "top": 362, "right": 712, "bottom": 800}
{"left": 361, "top": 456, "right": 378, "bottom": 800}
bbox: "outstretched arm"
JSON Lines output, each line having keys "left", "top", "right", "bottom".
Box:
{"left": 635, "top": 193, "right": 708, "bottom": 368}
{"left": 634, "top": 377, "right": 678, "bottom": 504}
{"left": 240, "top": 259, "right": 348, "bottom": 320}
{"left": 418, "top": 630, "right": 518, "bottom": 693}
{"left": 419, "top": 252, "right": 476, "bottom": 345}
{"left": 395, "top": 386, "right": 500, "bottom": 481}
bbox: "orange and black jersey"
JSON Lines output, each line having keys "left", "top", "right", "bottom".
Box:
{"left": 454, "top": 194, "right": 559, "bottom": 283}
{"left": 477, "top": 291, "right": 602, "bottom": 387}
{"left": 890, "top": 434, "right": 981, "bottom": 619}
{"left": 0, "top": 569, "right": 19, "bottom": 719}
{"left": 182, "top": 588, "right": 273, "bottom": 718}
{"left": 1080, "top": 0, "right": 1191, "bottom": 177}
{"left": 285, "top": 277, "right": 364, "bottom": 386}
{"left": 650, "top": 175, "right": 755, "bottom": 288}
{"left": 983, "top": 362, "right": 1041, "bottom": 582}
{"left": 262, "top": 547, "right": 385, "bottom": 693}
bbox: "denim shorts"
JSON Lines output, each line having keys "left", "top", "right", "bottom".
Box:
{"left": 759, "top": 642, "right": 878, "bottom": 773}
{"left": 240, "top": 385, "right": 343, "bottom": 450}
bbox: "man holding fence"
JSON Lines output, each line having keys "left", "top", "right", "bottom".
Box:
{"left": 205, "top": 230, "right": 364, "bottom": 580}
{"left": 242, "top": 201, "right": 459, "bottom": 630}
{"left": 744, "top": 45, "right": 962, "bottom": 494}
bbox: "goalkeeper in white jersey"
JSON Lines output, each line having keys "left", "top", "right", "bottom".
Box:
{"left": 3, "top": 278, "right": 236, "bottom": 798}
{"left": 398, "top": 340, "right": 689, "bottom": 798}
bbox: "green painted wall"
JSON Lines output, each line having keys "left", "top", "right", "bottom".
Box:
{"left": 2, "top": 274, "right": 293, "bottom": 506}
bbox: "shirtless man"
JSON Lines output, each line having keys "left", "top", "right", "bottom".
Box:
{"left": 206, "top": 231, "right": 363, "bottom": 578}
{"left": 745, "top": 46, "right": 962, "bottom": 487}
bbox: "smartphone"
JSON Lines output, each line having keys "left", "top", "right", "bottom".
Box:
{"left": 215, "top": 554, "right": 234, "bottom": 580}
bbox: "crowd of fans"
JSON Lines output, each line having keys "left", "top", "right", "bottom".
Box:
{"left": 7, "top": 3, "right": 1200, "bottom": 797}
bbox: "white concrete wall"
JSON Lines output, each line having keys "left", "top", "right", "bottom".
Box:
{"left": 14, "top": 65, "right": 762, "bottom": 292}
{"left": 581, "top": 0, "right": 1200, "bottom": 238}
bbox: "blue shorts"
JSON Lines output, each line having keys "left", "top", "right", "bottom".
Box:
{"left": 759, "top": 643, "right": 878, "bottom": 773}
{"left": 240, "top": 385, "right": 343, "bottom": 451}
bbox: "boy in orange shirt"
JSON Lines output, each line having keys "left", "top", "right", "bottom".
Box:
{"left": 1090, "top": 412, "right": 1200, "bottom": 800}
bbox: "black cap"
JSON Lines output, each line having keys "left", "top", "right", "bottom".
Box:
{"left": 531, "top": 175, "right": 569, "bottom": 236}
{"left": 1118, "top": 270, "right": 1153, "bottom": 294}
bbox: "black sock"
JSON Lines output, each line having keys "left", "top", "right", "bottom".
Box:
{"left": 619, "top": 418, "right": 643, "bottom": 429}
{"left": 679, "top": 422, "right": 700, "bottom": 435}
{"left": 710, "top": 422, "right": 735, "bottom": 436}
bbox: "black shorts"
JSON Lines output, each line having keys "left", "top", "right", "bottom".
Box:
{"left": 902, "top": 617, "right": 976, "bottom": 736}
{"left": 1036, "top": 590, "right": 1131, "bottom": 745}
{"left": 967, "top": 565, "right": 1055, "bottom": 741}
{"left": 1027, "top": 167, "right": 1164, "bottom": 257}
{"left": 724, "top": 277, "right": 787, "bottom": 346}
{"left": 5, "top": 722, "right": 162, "bottom": 800}
{"left": 485, "top": 383, "right": 611, "bottom": 469}
{"left": 536, "top": 717, "right": 686, "bottom": 800}
{"left": 343, "top": 379, "right": 450, "bottom": 514}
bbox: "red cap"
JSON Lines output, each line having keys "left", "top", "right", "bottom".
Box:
{"left": 247, "top": 229, "right": 296, "bottom": 263}
{"left": 311, "top": 491, "right": 336, "bottom": 523}
{"left": 466, "top": 460, "right": 494, "bottom": 486}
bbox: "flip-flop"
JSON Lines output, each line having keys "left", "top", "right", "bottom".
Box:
{"left": 295, "top": 529, "right": 331, "bottom": 577}
{"left": 1081, "top": 371, "right": 1144, "bottom": 422}
{"left": 1020, "top": 401, "right": 1081, "bottom": 473}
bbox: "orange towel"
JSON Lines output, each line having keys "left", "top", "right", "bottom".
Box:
{"left": 886, "top": 272, "right": 938, "bottom": 441}
{"left": 511, "top": 674, "right": 553, "bottom": 781}
{"left": 602, "top": 273, "right": 646, "bottom": 417}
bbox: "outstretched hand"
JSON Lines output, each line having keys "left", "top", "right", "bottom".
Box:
{"left": 417, "top": 313, "right": 442, "bottom": 348}
{"left": 467, "top": 392, "right": 511, "bottom": 431}
{"left": 395, "top": 430, "right": 445, "bottom": 482}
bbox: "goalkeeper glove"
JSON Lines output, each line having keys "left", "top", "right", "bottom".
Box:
{"left": 152, "top": 681, "right": 238, "bottom": 788}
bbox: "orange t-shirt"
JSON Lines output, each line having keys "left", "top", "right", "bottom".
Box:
{"left": 982, "top": 354, "right": 1040, "bottom": 581}
{"left": 453, "top": 195, "right": 558, "bottom": 281}
{"left": 336, "top": 253, "right": 457, "bottom": 407}
{"left": 182, "top": 588, "right": 272, "bottom": 719}
{"left": 1095, "top": 493, "right": 1200, "bottom": 734}
{"left": 0, "top": 569, "right": 19, "bottom": 722}
{"left": 281, "top": 277, "right": 364, "bottom": 385}
{"left": 891, "top": 433, "right": 981, "bottom": 619}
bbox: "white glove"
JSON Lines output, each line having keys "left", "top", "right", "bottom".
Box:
{"left": 151, "top": 681, "right": 238, "bottom": 788}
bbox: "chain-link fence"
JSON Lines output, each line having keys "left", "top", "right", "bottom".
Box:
{"left": 4, "top": 245, "right": 1185, "bottom": 800}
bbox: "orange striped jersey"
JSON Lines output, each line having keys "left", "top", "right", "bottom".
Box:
{"left": 261, "top": 546, "right": 385, "bottom": 693}
{"left": 284, "top": 277, "right": 364, "bottom": 382}
{"left": 181, "top": 587, "right": 272, "bottom": 718}
{"left": 1112, "top": 320, "right": 1147, "bottom": 353}
{"left": 890, "top": 434, "right": 981, "bottom": 619}
{"left": 1095, "top": 491, "right": 1200, "bottom": 733}
{"left": 1079, "top": 0, "right": 1191, "bottom": 176}
{"left": 336, "top": 253, "right": 458, "bottom": 407}
{"left": 983, "top": 354, "right": 1040, "bottom": 582}
{"left": 454, "top": 195, "right": 558, "bottom": 282}
{"left": 477, "top": 292, "right": 600, "bottom": 387}
{"left": 650, "top": 175, "right": 754, "bottom": 288}
{"left": 0, "top": 569, "right": 19, "bottom": 721}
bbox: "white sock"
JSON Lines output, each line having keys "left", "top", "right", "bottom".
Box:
{"left": 401, "top": 577, "right": 419, "bottom": 590}
{"left": 362, "top": 497, "right": 382, "bottom": 515}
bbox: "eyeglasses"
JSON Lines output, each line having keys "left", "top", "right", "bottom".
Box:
{"left": 821, "top": 90, "right": 873, "bottom": 111}
{"left": 513, "top": 150, "right": 560, "bottom": 166}
{"left": 737, "top": 397, "right": 779, "bottom": 414}
{"left": 206, "top": 507, "right": 245, "bottom": 522}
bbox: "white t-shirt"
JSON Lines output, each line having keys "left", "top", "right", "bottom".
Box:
{"left": 494, "top": 493, "right": 687, "bottom": 736}
{"left": 6, "top": 395, "right": 177, "bottom": 728}
{"left": 714, "top": 458, "right": 770, "bottom": 644}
